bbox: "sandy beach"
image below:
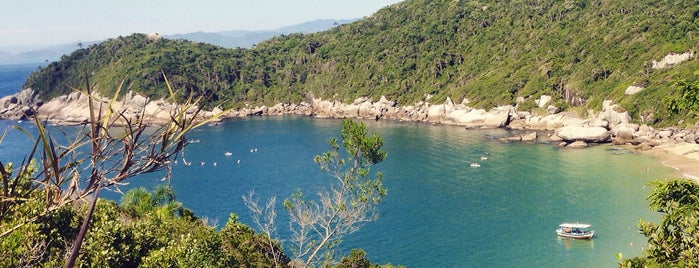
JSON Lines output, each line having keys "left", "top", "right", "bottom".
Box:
{"left": 642, "top": 142, "right": 699, "bottom": 181}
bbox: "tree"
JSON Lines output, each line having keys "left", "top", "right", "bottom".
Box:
{"left": 246, "top": 119, "right": 387, "bottom": 267}
{"left": 287, "top": 119, "right": 387, "bottom": 266}
{"left": 664, "top": 80, "right": 699, "bottom": 119}
{"left": 0, "top": 72, "right": 226, "bottom": 267}
{"left": 336, "top": 249, "right": 371, "bottom": 268}
{"left": 620, "top": 179, "right": 699, "bottom": 267}
{"left": 120, "top": 185, "right": 193, "bottom": 219}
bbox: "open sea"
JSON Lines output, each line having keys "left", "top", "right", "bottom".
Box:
{"left": 0, "top": 62, "right": 42, "bottom": 96}
{"left": 0, "top": 63, "right": 679, "bottom": 267}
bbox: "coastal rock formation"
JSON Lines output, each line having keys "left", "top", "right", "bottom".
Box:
{"left": 556, "top": 126, "right": 610, "bottom": 142}
{"left": 598, "top": 100, "right": 631, "bottom": 125}
{"left": 427, "top": 97, "right": 454, "bottom": 123}
{"left": 0, "top": 88, "right": 39, "bottom": 120}
{"left": 521, "top": 132, "right": 537, "bottom": 141}
{"left": 566, "top": 141, "right": 589, "bottom": 148}
{"left": 523, "top": 112, "right": 578, "bottom": 130}
{"left": 1, "top": 89, "right": 698, "bottom": 150}
{"left": 610, "top": 123, "right": 639, "bottom": 143}
{"left": 34, "top": 90, "right": 187, "bottom": 125}
{"left": 483, "top": 106, "right": 513, "bottom": 128}
{"left": 0, "top": 89, "right": 222, "bottom": 125}
{"left": 436, "top": 103, "right": 513, "bottom": 128}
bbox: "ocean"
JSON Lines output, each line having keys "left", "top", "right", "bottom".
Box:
{"left": 0, "top": 63, "right": 677, "bottom": 267}
{"left": 0, "top": 62, "right": 42, "bottom": 96}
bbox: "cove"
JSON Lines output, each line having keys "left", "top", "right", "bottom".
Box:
{"left": 0, "top": 116, "right": 674, "bottom": 267}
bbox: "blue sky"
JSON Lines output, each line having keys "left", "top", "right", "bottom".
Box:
{"left": 0, "top": 0, "right": 403, "bottom": 49}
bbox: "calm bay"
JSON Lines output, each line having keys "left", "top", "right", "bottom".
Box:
{"left": 0, "top": 116, "right": 675, "bottom": 267}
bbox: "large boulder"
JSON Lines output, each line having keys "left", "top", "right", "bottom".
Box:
{"left": 482, "top": 106, "right": 513, "bottom": 128}
{"left": 526, "top": 112, "right": 578, "bottom": 130}
{"left": 556, "top": 126, "right": 610, "bottom": 142}
{"left": 507, "top": 118, "right": 527, "bottom": 130}
{"left": 427, "top": 97, "right": 455, "bottom": 123}
{"left": 129, "top": 93, "right": 149, "bottom": 108}
{"left": 0, "top": 88, "right": 39, "bottom": 120}
{"left": 566, "top": 141, "right": 589, "bottom": 148}
{"left": 426, "top": 104, "right": 447, "bottom": 123}
{"left": 444, "top": 108, "right": 483, "bottom": 127}
{"left": 610, "top": 123, "right": 639, "bottom": 144}
{"left": 625, "top": 85, "right": 645, "bottom": 95}
{"left": 357, "top": 100, "right": 377, "bottom": 119}
{"left": 341, "top": 104, "right": 360, "bottom": 118}
{"left": 521, "top": 132, "right": 537, "bottom": 141}
{"left": 599, "top": 100, "right": 630, "bottom": 126}
{"left": 536, "top": 95, "right": 552, "bottom": 107}
{"left": 376, "top": 95, "right": 396, "bottom": 109}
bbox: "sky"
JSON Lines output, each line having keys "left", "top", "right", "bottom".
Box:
{"left": 0, "top": 0, "right": 403, "bottom": 49}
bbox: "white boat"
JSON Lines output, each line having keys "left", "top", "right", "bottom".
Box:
{"left": 470, "top": 163, "right": 480, "bottom": 167}
{"left": 556, "top": 223, "right": 594, "bottom": 239}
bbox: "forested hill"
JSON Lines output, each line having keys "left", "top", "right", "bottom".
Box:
{"left": 23, "top": 0, "right": 699, "bottom": 125}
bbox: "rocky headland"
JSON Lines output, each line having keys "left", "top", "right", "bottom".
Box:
{"left": 2, "top": 88, "right": 698, "bottom": 179}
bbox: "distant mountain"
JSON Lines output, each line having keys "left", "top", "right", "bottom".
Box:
{"left": 165, "top": 19, "right": 357, "bottom": 48}
{"left": 0, "top": 41, "right": 100, "bottom": 65}
{"left": 0, "top": 19, "right": 355, "bottom": 64}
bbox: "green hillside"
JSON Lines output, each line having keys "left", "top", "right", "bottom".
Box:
{"left": 23, "top": 0, "right": 699, "bottom": 126}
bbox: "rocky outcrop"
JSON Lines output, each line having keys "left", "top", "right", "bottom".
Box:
{"left": 299, "top": 95, "right": 515, "bottom": 129}
{"left": 521, "top": 132, "right": 537, "bottom": 141}
{"left": 521, "top": 112, "right": 578, "bottom": 130}
{"left": 652, "top": 51, "right": 695, "bottom": 69}
{"left": 566, "top": 141, "right": 589, "bottom": 149}
{"left": 0, "top": 88, "right": 40, "bottom": 120}
{"left": 556, "top": 126, "right": 610, "bottom": 142}
{"left": 598, "top": 100, "right": 631, "bottom": 126}
{"left": 535, "top": 95, "right": 551, "bottom": 108}
{"left": 625, "top": 85, "right": 645, "bottom": 95}
{"left": 2, "top": 90, "right": 698, "bottom": 151}
{"left": 1, "top": 89, "right": 222, "bottom": 125}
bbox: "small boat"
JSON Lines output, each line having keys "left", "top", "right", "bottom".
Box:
{"left": 556, "top": 223, "right": 594, "bottom": 239}
{"left": 480, "top": 155, "right": 488, "bottom": 160}
{"left": 224, "top": 151, "right": 233, "bottom": 156}
{"left": 470, "top": 163, "right": 480, "bottom": 167}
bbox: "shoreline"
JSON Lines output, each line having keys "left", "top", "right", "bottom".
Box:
{"left": 2, "top": 88, "right": 699, "bottom": 183}
{"left": 638, "top": 142, "right": 699, "bottom": 182}
{"left": 2, "top": 112, "right": 699, "bottom": 183}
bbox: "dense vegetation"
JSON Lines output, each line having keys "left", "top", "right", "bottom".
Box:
{"left": 620, "top": 179, "right": 699, "bottom": 267}
{"left": 23, "top": 0, "right": 699, "bottom": 125}
{"left": 1, "top": 179, "right": 395, "bottom": 267}
{"left": 0, "top": 181, "right": 287, "bottom": 267}
{"left": 0, "top": 122, "right": 398, "bottom": 267}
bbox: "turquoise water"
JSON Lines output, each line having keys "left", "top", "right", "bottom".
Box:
{"left": 0, "top": 116, "right": 675, "bottom": 267}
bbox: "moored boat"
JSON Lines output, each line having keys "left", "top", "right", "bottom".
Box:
{"left": 556, "top": 223, "right": 594, "bottom": 239}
